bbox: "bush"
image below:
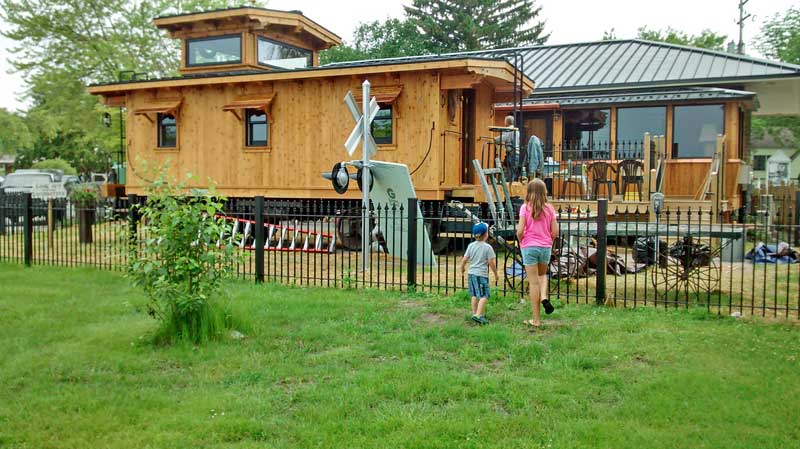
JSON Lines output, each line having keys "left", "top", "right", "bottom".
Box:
{"left": 32, "top": 158, "right": 77, "bottom": 175}
{"left": 128, "top": 171, "right": 242, "bottom": 344}
{"left": 68, "top": 183, "right": 100, "bottom": 207}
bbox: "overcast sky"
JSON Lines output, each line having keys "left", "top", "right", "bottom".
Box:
{"left": 1, "top": 0, "right": 797, "bottom": 111}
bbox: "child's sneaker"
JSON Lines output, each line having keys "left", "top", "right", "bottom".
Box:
{"left": 542, "top": 299, "right": 555, "bottom": 315}
{"left": 471, "top": 315, "right": 481, "bottom": 324}
{"left": 477, "top": 316, "right": 489, "bottom": 325}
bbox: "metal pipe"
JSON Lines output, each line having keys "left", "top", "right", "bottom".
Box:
{"left": 361, "top": 80, "right": 371, "bottom": 272}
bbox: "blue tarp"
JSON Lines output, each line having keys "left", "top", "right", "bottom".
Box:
{"left": 745, "top": 243, "right": 798, "bottom": 264}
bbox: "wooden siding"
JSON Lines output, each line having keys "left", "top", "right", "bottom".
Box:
{"left": 125, "top": 71, "right": 458, "bottom": 200}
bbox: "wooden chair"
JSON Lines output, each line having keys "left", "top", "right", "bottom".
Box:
{"left": 589, "top": 162, "right": 616, "bottom": 199}
{"left": 617, "top": 159, "right": 645, "bottom": 201}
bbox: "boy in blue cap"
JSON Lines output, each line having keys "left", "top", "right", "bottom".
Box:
{"left": 460, "top": 222, "right": 498, "bottom": 325}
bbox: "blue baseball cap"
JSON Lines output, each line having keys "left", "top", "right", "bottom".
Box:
{"left": 472, "top": 222, "right": 489, "bottom": 237}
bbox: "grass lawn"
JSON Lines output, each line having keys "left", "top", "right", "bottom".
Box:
{"left": 0, "top": 264, "right": 798, "bottom": 449}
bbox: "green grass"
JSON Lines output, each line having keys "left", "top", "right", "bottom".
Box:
{"left": 0, "top": 264, "right": 798, "bottom": 449}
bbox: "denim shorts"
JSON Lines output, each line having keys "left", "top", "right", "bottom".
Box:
{"left": 522, "top": 246, "right": 551, "bottom": 266}
{"left": 467, "top": 274, "right": 490, "bottom": 299}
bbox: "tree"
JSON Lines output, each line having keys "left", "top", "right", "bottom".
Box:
{"left": 0, "top": 0, "right": 260, "bottom": 173}
{"left": 404, "top": 0, "right": 549, "bottom": 52}
{"left": 0, "top": 108, "right": 33, "bottom": 156}
{"left": 636, "top": 27, "right": 727, "bottom": 51}
{"left": 321, "top": 18, "right": 437, "bottom": 65}
{"left": 32, "top": 158, "right": 78, "bottom": 175}
{"left": 602, "top": 29, "right": 618, "bottom": 41}
{"left": 755, "top": 8, "right": 800, "bottom": 64}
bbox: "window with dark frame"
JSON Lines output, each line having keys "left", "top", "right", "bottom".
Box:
{"left": 753, "top": 155, "right": 768, "bottom": 171}
{"left": 245, "top": 109, "right": 269, "bottom": 147}
{"left": 157, "top": 113, "right": 177, "bottom": 148}
{"left": 371, "top": 105, "right": 393, "bottom": 145}
{"left": 672, "top": 104, "right": 725, "bottom": 158}
{"left": 186, "top": 35, "right": 242, "bottom": 67}
{"left": 257, "top": 36, "right": 312, "bottom": 69}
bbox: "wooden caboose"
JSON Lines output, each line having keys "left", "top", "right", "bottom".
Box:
{"left": 88, "top": 7, "right": 534, "bottom": 205}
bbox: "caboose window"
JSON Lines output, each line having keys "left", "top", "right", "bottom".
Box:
{"left": 246, "top": 110, "right": 269, "bottom": 147}
{"left": 187, "top": 35, "right": 242, "bottom": 67}
{"left": 371, "top": 105, "right": 393, "bottom": 145}
{"left": 157, "top": 113, "right": 177, "bottom": 148}
{"left": 257, "top": 37, "right": 312, "bottom": 69}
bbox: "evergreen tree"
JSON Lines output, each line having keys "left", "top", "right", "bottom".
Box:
{"left": 404, "top": 0, "right": 549, "bottom": 52}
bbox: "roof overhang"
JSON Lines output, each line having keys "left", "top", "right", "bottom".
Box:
{"left": 496, "top": 87, "right": 756, "bottom": 110}
{"left": 153, "top": 7, "right": 342, "bottom": 49}
{"left": 88, "top": 58, "right": 534, "bottom": 96}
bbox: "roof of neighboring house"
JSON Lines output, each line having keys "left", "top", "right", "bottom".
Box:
{"left": 472, "top": 39, "right": 800, "bottom": 93}
{"left": 495, "top": 87, "right": 756, "bottom": 109}
{"left": 0, "top": 155, "right": 16, "bottom": 164}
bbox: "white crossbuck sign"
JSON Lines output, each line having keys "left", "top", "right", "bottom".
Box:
{"left": 344, "top": 91, "right": 380, "bottom": 157}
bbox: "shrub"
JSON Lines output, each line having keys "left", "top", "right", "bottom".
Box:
{"left": 68, "top": 183, "right": 100, "bottom": 207}
{"left": 128, "top": 170, "right": 242, "bottom": 344}
{"left": 32, "top": 158, "right": 78, "bottom": 175}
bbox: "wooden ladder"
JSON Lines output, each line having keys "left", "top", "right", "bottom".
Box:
{"left": 472, "top": 157, "right": 516, "bottom": 231}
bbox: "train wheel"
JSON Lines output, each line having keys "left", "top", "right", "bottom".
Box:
{"left": 335, "top": 215, "right": 363, "bottom": 250}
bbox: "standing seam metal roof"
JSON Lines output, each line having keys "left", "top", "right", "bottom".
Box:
{"left": 325, "top": 39, "right": 800, "bottom": 93}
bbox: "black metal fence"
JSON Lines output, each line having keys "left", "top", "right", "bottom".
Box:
{"left": 1, "top": 192, "right": 798, "bottom": 319}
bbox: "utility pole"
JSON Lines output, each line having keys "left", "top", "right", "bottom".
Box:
{"left": 736, "top": 0, "right": 753, "bottom": 55}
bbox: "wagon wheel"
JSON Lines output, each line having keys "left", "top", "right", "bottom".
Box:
{"left": 651, "top": 239, "right": 721, "bottom": 296}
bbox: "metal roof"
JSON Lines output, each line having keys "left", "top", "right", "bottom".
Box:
{"left": 472, "top": 40, "right": 800, "bottom": 93}
{"left": 325, "top": 39, "right": 800, "bottom": 93}
{"left": 497, "top": 87, "right": 756, "bottom": 109}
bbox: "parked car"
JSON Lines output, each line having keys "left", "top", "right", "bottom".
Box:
{"left": 0, "top": 171, "right": 67, "bottom": 224}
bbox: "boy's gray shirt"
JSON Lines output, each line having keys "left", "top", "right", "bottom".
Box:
{"left": 465, "top": 241, "right": 496, "bottom": 277}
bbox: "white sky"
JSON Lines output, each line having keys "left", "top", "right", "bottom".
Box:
{"left": 1, "top": 0, "right": 797, "bottom": 112}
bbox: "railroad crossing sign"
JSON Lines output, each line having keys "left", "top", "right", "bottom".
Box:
{"left": 344, "top": 91, "right": 379, "bottom": 157}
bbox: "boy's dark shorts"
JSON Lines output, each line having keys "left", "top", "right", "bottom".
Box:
{"left": 468, "top": 274, "right": 490, "bottom": 299}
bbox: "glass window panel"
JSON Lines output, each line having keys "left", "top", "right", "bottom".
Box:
{"left": 187, "top": 35, "right": 241, "bottom": 66}
{"left": 563, "top": 109, "right": 611, "bottom": 159}
{"left": 258, "top": 37, "right": 312, "bottom": 69}
{"left": 617, "top": 107, "right": 666, "bottom": 143}
{"left": 673, "top": 105, "right": 724, "bottom": 158}
{"left": 371, "top": 105, "right": 393, "bottom": 145}
{"left": 753, "top": 155, "right": 768, "bottom": 171}
{"left": 246, "top": 110, "right": 268, "bottom": 147}
{"left": 158, "top": 113, "right": 177, "bottom": 148}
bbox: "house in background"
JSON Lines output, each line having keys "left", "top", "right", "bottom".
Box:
{"left": 0, "top": 155, "right": 15, "bottom": 175}
{"left": 750, "top": 129, "right": 798, "bottom": 187}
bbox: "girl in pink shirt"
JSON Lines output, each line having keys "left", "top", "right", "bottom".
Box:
{"left": 516, "top": 179, "right": 559, "bottom": 328}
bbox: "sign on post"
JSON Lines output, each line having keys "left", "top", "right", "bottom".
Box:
{"left": 31, "top": 183, "right": 67, "bottom": 201}
{"left": 31, "top": 183, "right": 66, "bottom": 250}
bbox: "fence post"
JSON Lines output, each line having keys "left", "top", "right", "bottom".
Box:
{"left": 254, "top": 196, "right": 265, "bottom": 284}
{"left": 23, "top": 193, "right": 33, "bottom": 267}
{"left": 595, "top": 198, "right": 608, "bottom": 305}
{"left": 407, "top": 197, "right": 418, "bottom": 289}
{"left": 795, "top": 191, "right": 800, "bottom": 245}
{"left": 128, "top": 194, "right": 138, "bottom": 249}
{"left": 0, "top": 189, "right": 5, "bottom": 236}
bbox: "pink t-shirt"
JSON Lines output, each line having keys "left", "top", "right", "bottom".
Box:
{"left": 519, "top": 202, "right": 555, "bottom": 249}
